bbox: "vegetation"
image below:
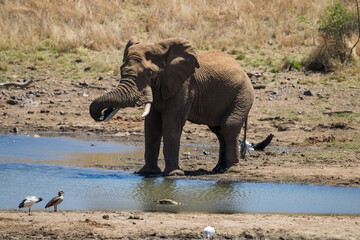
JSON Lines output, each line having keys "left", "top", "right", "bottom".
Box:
{"left": 304, "top": 0, "right": 358, "bottom": 72}
{"left": 0, "top": 0, "right": 327, "bottom": 51}
{"left": 0, "top": 0, "right": 359, "bottom": 78}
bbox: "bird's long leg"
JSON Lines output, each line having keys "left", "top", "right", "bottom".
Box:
{"left": 54, "top": 206, "right": 57, "bottom": 212}
{"left": 28, "top": 208, "right": 31, "bottom": 215}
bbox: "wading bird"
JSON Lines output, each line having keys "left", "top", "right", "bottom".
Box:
{"left": 18, "top": 196, "right": 43, "bottom": 215}
{"left": 45, "top": 190, "right": 64, "bottom": 212}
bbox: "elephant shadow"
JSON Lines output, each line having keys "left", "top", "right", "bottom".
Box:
{"left": 183, "top": 168, "right": 214, "bottom": 176}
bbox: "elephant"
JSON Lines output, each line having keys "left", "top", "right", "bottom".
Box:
{"left": 89, "top": 37, "right": 255, "bottom": 176}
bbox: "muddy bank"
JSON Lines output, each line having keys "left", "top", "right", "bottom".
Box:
{"left": 1, "top": 210, "right": 360, "bottom": 240}
{"left": 1, "top": 68, "right": 360, "bottom": 187}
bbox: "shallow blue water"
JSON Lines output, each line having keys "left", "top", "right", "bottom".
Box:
{"left": 1, "top": 134, "right": 360, "bottom": 214}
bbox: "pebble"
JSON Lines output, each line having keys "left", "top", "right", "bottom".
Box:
{"left": 303, "top": 90, "right": 315, "bottom": 96}
{"left": 7, "top": 99, "right": 18, "bottom": 105}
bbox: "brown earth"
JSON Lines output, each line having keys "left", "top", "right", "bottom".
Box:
{"left": 0, "top": 63, "right": 360, "bottom": 239}
{"left": 1, "top": 210, "right": 360, "bottom": 240}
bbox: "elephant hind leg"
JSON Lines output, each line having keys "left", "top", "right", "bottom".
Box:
{"left": 216, "top": 107, "right": 251, "bottom": 172}
{"left": 209, "top": 126, "right": 227, "bottom": 173}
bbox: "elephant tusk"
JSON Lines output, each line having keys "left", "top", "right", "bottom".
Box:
{"left": 141, "top": 103, "right": 151, "bottom": 118}
{"left": 104, "top": 108, "right": 120, "bottom": 122}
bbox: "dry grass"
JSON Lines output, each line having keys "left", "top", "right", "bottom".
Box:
{"left": 0, "top": 0, "right": 330, "bottom": 51}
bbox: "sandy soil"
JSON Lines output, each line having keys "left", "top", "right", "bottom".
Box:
{"left": 1, "top": 210, "right": 360, "bottom": 240}
{"left": 1, "top": 67, "right": 359, "bottom": 239}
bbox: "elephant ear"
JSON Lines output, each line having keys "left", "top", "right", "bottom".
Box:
{"left": 123, "top": 37, "right": 140, "bottom": 62}
{"left": 159, "top": 38, "right": 200, "bottom": 100}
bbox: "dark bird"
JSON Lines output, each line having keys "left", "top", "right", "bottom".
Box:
{"left": 45, "top": 190, "right": 64, "bottom": 212}
{"left": 18, "top": 196, "right": 43, "bottom": 215}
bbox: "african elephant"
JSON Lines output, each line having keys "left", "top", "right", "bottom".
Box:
{"left": 89, "top": 37, "right": 255, "bottom": 176}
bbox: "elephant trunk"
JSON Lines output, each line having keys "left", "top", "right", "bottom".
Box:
{"left": 89, "top": 78, "right": 153, "bottom": 122}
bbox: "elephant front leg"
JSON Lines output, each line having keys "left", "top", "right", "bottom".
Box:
{"left": 137, "top": 110, "right": 162, "bottom": 176}
{"left": 162, "top": 127, "right": 185, "bottom": 176}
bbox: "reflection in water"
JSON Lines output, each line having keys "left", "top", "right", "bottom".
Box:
{"left": 1, "top": 134, "right": 360, "bottom": 214}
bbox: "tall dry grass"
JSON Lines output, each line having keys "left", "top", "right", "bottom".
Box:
{"left": 0, "top": 0, "right": 330, "bottom": 51}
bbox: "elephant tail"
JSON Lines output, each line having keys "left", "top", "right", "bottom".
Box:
{"left": 240, "top": 117, "right": 248, "bottom": 159}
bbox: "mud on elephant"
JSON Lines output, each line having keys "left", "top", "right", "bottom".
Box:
{"left": 89, "top": 37, "right": 254, "bottom": 176}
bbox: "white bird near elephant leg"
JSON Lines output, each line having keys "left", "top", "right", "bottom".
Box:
{"left": 203, "top": 226, "right": 216, "bottom": 239}
{"left": 45, "top": 190, "right": 64, "bottom": 212}
{"left": 18, "top": 196, "right": 43, "bottom": 215}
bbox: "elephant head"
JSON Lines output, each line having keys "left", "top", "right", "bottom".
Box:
{"left": 89, "top": 37, "right": 200, "bottom": 122}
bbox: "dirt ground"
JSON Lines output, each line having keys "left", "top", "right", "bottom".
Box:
{"left": 1, "top": 210, "right": 360, "bottom": 240}
{"left": 1, "top": 64, "right": 360, "bottom": 239}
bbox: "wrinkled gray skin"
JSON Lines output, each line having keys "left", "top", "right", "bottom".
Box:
{"left": 90, "top": 37, "right": 254, "bottom": 176}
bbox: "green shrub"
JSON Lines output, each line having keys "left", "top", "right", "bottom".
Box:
{"left": 304, "top": 0, "right": 357, "bottom": 72}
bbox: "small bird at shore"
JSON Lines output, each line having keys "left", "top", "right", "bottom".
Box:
{"left": 45, "top": 190, "right": 64, "bottom": 212}
{"left": 18, "top": 196, "right": 43, "bottom": 215}
{"left": 156, "top": 199, "right": 182, "bottom": 205}
{"left": 203, "top": 226, "right": 216, "bottom": 239}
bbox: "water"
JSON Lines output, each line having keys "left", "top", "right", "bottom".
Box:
{"left": 1, "top": 134, "right": 360, "bottom": 214}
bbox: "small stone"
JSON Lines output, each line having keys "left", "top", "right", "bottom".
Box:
{"left": 7, "top": 99, "right": 18, "bottom": 105}
{"left": 12, "top": 127, "right": 18, "bottom": 133}
{"left": 183, "top": 152, "right": 191, "bottom": 157}
{"left": 84, "top": 66, "right": 91, "bottom": 72}
{"left": 203, "top": 150, "right": 211, "bottom": 155}
{"left": 60, "top": 111, "right": 66, "bottom": 115}
{"left": 102, "top": 215, "right": 109, "bottom": 220}
{"left": 303, "top": 90, "right": 315, "bottom": 96}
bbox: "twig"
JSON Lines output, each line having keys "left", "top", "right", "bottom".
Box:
{"left": 0, "top": 79, "right": 33, "bottom": 88}
{"left": 350, "top": 0, "right": 360, "bottom": 54}
{"left": 323, "top": 110, "right": 353, "bottom": 116}
{"left": 71, "top": 82, "right": 108, "bottom": 90}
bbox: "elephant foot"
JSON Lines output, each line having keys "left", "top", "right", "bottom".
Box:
{"left": 135, "top": 165, "right": 162, "bottom": 176}
{"left": 212, "top": 162, "right": 239, "bottom": 173}
{"left": 212, "top": 163, "right": 227, "bottom": 174}
{"left": 163, "top": 169, "right": 185, "bottom": 176}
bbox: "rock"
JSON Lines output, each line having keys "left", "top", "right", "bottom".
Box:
{"left": 12, "top": 127, "right": 18, "bottom": 133}
{"left": 102, "top": 215, "right": 109, "bottom": 220}
{"left": 304, "top": 90, "right": 315, "bottom": 96}
{"left": 20, "top": 98, "right": 39, "bottom": 108}
{"left": 75, "top": 59, "right": 83, "bottom": 63}
{"left": 7, "top": 99, "right": 18, "bottom": 105}
{"left": 84, "top": 66, "right": 91, "bottom": 72}
{"left": 183, "top": 152, "right": 191, "bottom": 157}
{"left": 202, "top": 150, "right": 211, "bottom": 155}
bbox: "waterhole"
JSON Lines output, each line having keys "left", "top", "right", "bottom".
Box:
{"left": 1, "top": 134, "right": 359, "bottom": 214}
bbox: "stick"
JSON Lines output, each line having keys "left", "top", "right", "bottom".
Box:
{"left": 350, "top": 0, "right": 360, "bottom": 55}
{"left": 0, "top": 79, "right": 33, "bottom": 88}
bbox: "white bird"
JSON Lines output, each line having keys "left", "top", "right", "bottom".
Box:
{"left": 45, "top": 190, "right": 64, "bottom": 212}
{"left": 18, "top": 196, "right": 43, "bottom": 215}
{"left": 203, "top": 226, "right": 216, "bottom": 239}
